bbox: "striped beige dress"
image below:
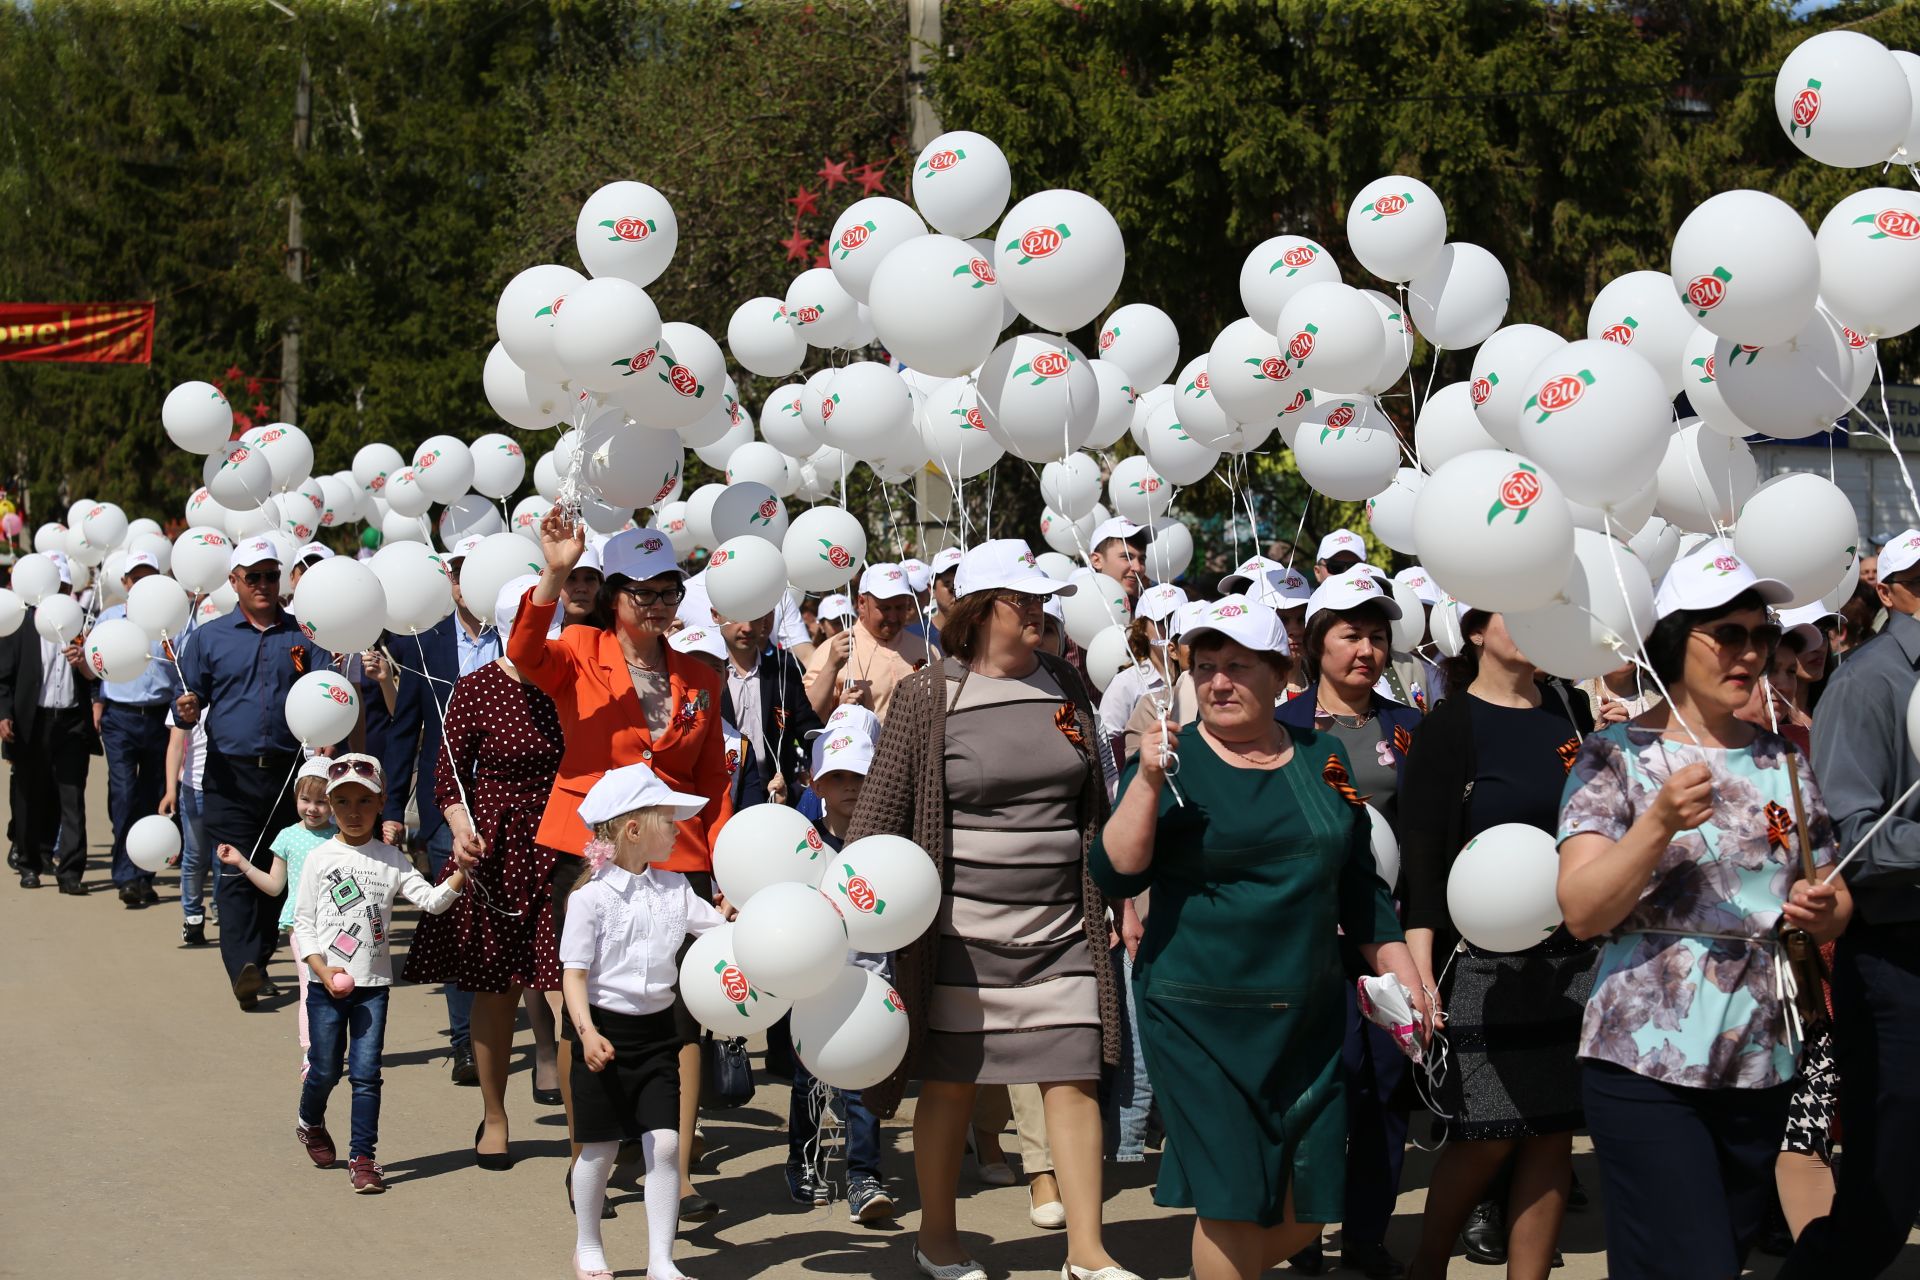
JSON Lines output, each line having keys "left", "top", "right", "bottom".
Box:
{"left": 921, "top": 664, "right": 1103, "bottom": 1083}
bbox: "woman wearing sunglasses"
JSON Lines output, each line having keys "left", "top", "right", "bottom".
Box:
{"left": 1557, "top": 541, "right": 1852, "bottom": 1280}
{"left": 511, "top": 510, "right": 734, "bottom": 1222}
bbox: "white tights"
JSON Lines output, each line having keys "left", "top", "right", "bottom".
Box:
{"left": 574, "top": 1130, "right": 684, "bottom": 1279}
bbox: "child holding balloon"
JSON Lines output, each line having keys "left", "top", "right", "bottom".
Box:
{"left": 288, "top": 754, "right": 470, "bottom": 1194}
{"left": 561, "top": 763, "right": 726, "bottom": 1280}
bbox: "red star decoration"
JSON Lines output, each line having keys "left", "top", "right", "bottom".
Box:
{"left": 853, "top": 163, "right": 887, "bottom": 196}
{"left": 245, "top": 377, "right": 262, "bottom": 396}
{"left": 813, "top": 252, "right": 831, "bottom": 271}
{"left": 232, "top": 413, "right": 253, "bottom": 431}
{"left": 253, "top": 401, "right": 272, "bottom": 418}
{"left": 817, "top": 156, "right": 849, "bottom": 189}
{"left": 223, "top": 364, "right": 244, "bottom": 383}
{"left": 789, "top": 185, "right": 820, "bottom": 217}
{"left": 780, "top": 227, "right": 813, "bottom": 262}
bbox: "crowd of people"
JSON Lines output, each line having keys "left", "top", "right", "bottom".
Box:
{"left": 5, "top": 508, "right": 1920, "bottom": 1280}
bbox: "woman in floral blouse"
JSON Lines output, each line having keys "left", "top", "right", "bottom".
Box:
{"left": 1557, "top": 542, "right": 1851, "bottom": 1280}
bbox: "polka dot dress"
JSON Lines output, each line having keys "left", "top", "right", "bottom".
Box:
{"left": 403, "top": 662, "right": 568, "bottom": 993}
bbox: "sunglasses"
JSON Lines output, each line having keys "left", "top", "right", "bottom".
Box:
{"left": 619, "top": 583, "right": 686, "bottom": 607}
{"left": 326, "top": 758, "right": 380, "bottom": 785}
{"left": 240, "top": 569, "right": 281, "bottom": 586}
{"left": 1692, "top": 622, "right": 1782, "bottom": 658}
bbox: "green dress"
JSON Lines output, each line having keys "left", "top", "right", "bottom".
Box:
{"left": 1091, "top": 722, "right": 1402, "bottom": 1226}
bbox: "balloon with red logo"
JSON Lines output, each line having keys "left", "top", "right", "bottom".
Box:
{"left": 496, "top": 262, "right": 587, "bottom": 384}
{"left": 576, "top": 180, "right": 678, "bottom": 288}
{"left": 1040, "top": 503, "right": 1106, "bottom": 557}
{"left": 827, "top": 196, "right": 927, "bottom": 304}
{"left": 727, "top": 296, "right": 807, "bottom": 380}
{"left": 679, "top": 924, "right": 792, "bottom": 1035}
{"left": 1712, "top": 313, "right": 1857, "bottom": 442}
{"left": 581, "top": 412, "right": 686, "bottom": 509}
{"left": 243, "top": 422, "right": 315, "bottom": 495}
{"left": 1084, "top": 359, "right": 1138, "bottom": 451}
{"left": 551, "top": 277, "right": 665, "bottom": 397}
{"left": 977, "top": 334, "right": 1098, "bottom": 463}
{"left": 1293, "top": 396, "right": 1400, "bottom": 503}
{"left": 1206, "top": 317, "right": 1293, "bottom": 425}
{"left": 369, "top": 541, "right": 454, "bottom": 635}
{"left": 1733, "top": 472, "right": 1861, "bottom": 608}
{"left": 1774, "top": 31, "right": 1912, "bottom": 169}
{"left": 204, "top": 440, "right": 274, "bottom": 510}
{"left": 820, "top": 833, "right": 940, "bottom": 952}
{"left": 1816, "top": 187, "right": 1920, "bottom": 340}
{"left": 1096, "top": 302, "right": 1181, "bottom": 389}
{"left": 712, "top": 802, "right": 835, "bottom": 908}
{"left": 1138, "top": 400, "right": 1222, "bottom": 488}
{"left": 1585, "top": 270, "right": 1698, "bottom": 398}
{"left": 1513, "top": 339, "right": 1673, "bottom": 507}
{"left": 616, "top": 321, "right": 726, "bottom": 432}
{"left": 732, "top": 882, "right": 849, "bottom": 1001}
{"left": 710, "top": 481, "right": 789, "bottom": 547}
{"left": 1651, "top": 421, "right": 1756, "bottom": 535}
{"left": 1414, "top": 382, "right": 1499, "bottom": 472}
{"left": 757, "top": 381, "right": 817, "bottom": 460}
{"left": 784, "top": 267, "right": 858, "bottom": 349}
{"left": 382, "top": 466, "right": 433, "bottom": 519}
{"left": 920, "top": 378, "right": 1005, "bottom": 481}
{"left": 162, "top": 380, "right": 234, "bottom": 454}
{"left": 790, "top": 963, "right": 911, "bottom": 1091}
{"left": 1669, "top": 190, "right": 1819, "bottom": 347}
{"left": 1412, "top": 449, "right": 1577, "bottom": 614}
{"left": 705, "top": 536, "right": 789, "bottom": 624}
{"left": 809, "top": 361, "right": 914, "bottom": 463}
{"left": 1346, "top": 175, "right": 1447, "bottom": 283}
{"left": 992, "top": 189, "right": 1125, "bottom": 334}
{"left": 82, "top": 618, "right": 151, "bottom": 684}
{"left": 867, "top": 234, "right": 1006, "bottom": 377}
{"left": 1468, "top": 323, "right": 1566, "bottom": 451}
{"left": 286, "top": 670, "right": 362, "bottom": 748}
{"left": 1108, "top": 455, "right": 1172, "bottom": 526}
{"left": 911, "top": 129, "right": 1012, "bottom": 239}
{"left": 1408, "top": 242, "right": 1509, "bottom": 350}
{"left": 783, "top": 505, "right": 866, "bottom": 593}
{"left": 467, "top": 432, "right": 527, "bottom": 500}
{"left": 1274, "top": 283, "right": 1388, "bottom": 398}
{"left": 411, "top": 435, "right": 476, "bottom": 505}
{"left": 170, "top": 527, "right": 233, "bottom": 595}
{"left": 1168, "top": 354, "right": 1235, "bottom": 449}
{"left": 351, "top": 442, "right": 406, "bottom": 500}
{"left": 1239, "top": 235, "right": 1341, "bottom": 335}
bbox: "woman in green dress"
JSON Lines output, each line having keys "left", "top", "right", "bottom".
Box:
{"left": 1093, "top": 594, "right": 1429, "bottom": 1280}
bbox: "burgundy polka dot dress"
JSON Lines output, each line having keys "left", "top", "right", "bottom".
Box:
{"left": 403, "top": 662, "right": 567, "bottom": 993}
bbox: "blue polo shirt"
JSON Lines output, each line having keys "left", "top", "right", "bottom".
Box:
{"left": 455, "top": 620, "right": 503, "bottom": 676}
{"left": 176, "top": 608, "right": 336, "bottom": 758}
{"left": 90, "top": 604, "right": 183, "bottom": 706}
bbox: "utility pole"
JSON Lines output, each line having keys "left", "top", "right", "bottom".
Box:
{"left": 906, "top": 0, "right": 957, "bottom": 556}
{"left": 279, "top": 49, "right": 310, "bottom": 424}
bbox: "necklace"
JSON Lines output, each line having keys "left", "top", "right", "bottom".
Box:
{"left": 1210, "top": 730, "right": 1287, "bottom": 766}
{"left": 1316, "top": 701, "right": 1374, "bottom": 729}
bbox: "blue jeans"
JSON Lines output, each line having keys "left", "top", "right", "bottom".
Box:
{"left": 100, "top": 702, "right": 170, "bottom": 887}
{"left": 426, "top": 826, "right": 473, "bottom": 1048}
{"left": 1101, "top": 944, "right": 1152, "bottom": 1162}
{"left": 789, "top": 1059, "right": 882, "bottom": 1179}
{"left": 176, "top": 785, "right": 209, "bottom": 922}
{"left": 300, "top": 983, "right": 391, "bottom": 1160}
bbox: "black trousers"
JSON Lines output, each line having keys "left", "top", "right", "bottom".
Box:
{"left": 12, "top": 706, "right": 90, "bottom": 882}
{"left": 203, "top": 748, "right": 300, "bottom": 983}
{"left": 1779, "top": 921, "right": 1920, "bottom": 1279}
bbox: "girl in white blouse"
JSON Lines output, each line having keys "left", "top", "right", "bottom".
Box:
{"left": 561, "top": 764, "right": 726, "bottom": 1280}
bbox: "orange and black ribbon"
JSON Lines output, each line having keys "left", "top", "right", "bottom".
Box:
{"left": 1323, "top": 755, "right": 1370, "bottom": 807}
{"left": 1392, "top": 724, "right": 1413, "bottom": 758}
{"left": 290, "top": 644, "right": 307, "bottom": 675}
{"left": 1765, "top": 800, "right": 1795, "bottom": 851}
{"left": 1556, "top": 736, "right": 1580, "bottom": 774}
{"left": 1053, "top": 703, "right": 1086, "bottom": 749}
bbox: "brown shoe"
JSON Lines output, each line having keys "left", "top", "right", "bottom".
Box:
{"left": 233, "top": 963, "right": 263, "bottom": 1010}
{"left": 348, "top": 1156, "right": 386, "bottom": 1193}
{"left": 297, "top": 1122, "right": 336, "bottom": 1168}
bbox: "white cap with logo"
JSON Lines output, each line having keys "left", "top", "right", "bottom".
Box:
{"left": 229, "top": 535, "right": 281, "bottom": 571}
{"left": 1220, "top": 554, "right": 1283, "bottom": 594}
{"left": 901, "top": 558, "right": 932, "bottom": 592}
{"left": 1261, "top": 563, "right": 1315, "bottom": 610}
{"left": 954, "top": 538, "right": 1078, "bottom": 599}
{"left": 1393, "top": 565, "right": 1443, "bottom": 607}
{"left": 668, "top": 624, "right": 728, "bottom": 663}
{"left": 1305, "top": 567, "right": 1403, "bottom": 625}
{"left": 578, "top": 761, "right": 708, "bottom": 825}
{"left": 123, "top": 551, "right": 164, "bottom": 575}
{"left": 1089, "top": 516, "right": 1146, "bottom": 550}
{"left": 448, "top": 534, "right": 485, "bottom": 563}
{"left": 858, "top": 563, "right": 914, "bottom": 600}
{"left": 930, "top": 547, "right": 964, "bottom": 577}
{"left": 1316, "top": 529, "right": 1366, "bottom": 563}
{"left": 600, "top": 527, "right": 683, "bottom": 583}
{"left": 1653, "top": 539, "right": 1794, "bottom": 618}
{"left": 817, "top": 592, "right": 856, "bottom": 623}
{"left": 1876, "top": 527, "right": 1920, "bottom": 579}
{"left": 1180, "top": 593, "right": 1291, "bottom": 655}
{"left": 1134, "top": 582, "right": 1188, "bottom": 623}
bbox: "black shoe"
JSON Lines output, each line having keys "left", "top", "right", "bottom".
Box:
{"left": 17, "top": 870, "right": 40, "bottom": 889}
{"left": 532, "top": 1081, "right": 562, "bottom": 1107}
{"left": 474, "top": 1121, "right": 513, "bottom": 1171}
{"left": 1460, "top": 1200, "right": 1508, "bottom": 1265}
{"left": 1756, "top": 1208, "right": 1793, "bottom": 1257}
{"left": 681, "top": 1193, "right": 719, "bottom": 1222}
{"left": 182, "top": 919, "right": 207, "bottom": 946}
{"left": 6, "top": 843, "right": 17, "bottom": 871}
{"left": 139, "top": 882, "right": 160, "bottom": 905}
{"left": 1567, "top": 1169, "right": 1588, "bottom": 1211}
{"left": 233, "top": 963, "right": 263, "bottom": 1010}
{"left": 1289, "top": 1241, "right": 1326, "bottom": 1275}
{"left": 1342, "top": 1242, "right": 1406, "bottom": 1279}
{"left": 258, "top": 976, "right": 282, "bottom": 998}
{"left": 450, "top": 1043, "right": 478, "bottom": 1085}
{"left": 786, "top": 1163, "right": 825, "bottom": 1206}
{"left": 57, "top": 877, "right": 88, "bottom": 896}
{"left": 119, "top": 884, "right": 145, "bottom": 909}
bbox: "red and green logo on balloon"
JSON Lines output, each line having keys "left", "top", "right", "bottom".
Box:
{"left": 1184, "top": 371, "right": 1212, "bottom": 399}
{"left": 837, "top": 220, "right": 876, "bottom": 260}
{"left": 750, "top": 497, "right": 779, "bottom": 526}
{"left": 883, "top": 987, "right": 905, "bottom": 1014}
{"left": 818, "top": 540, "right": 853, "bottom": 568}
{"left": 1855, "top": 207, "right": 1920, "bottom": 240}
{"left": 1247, "top": 355, "right": 1290, "bottom": 382}
{"left": 952, "top": 258, "right": 996, "bottom": 288}
{"left": 715, "top": 960, "right": 756, "bottom": 1014}
{"left": 796, "top": 828, "right": 826, "bottom": 861}
{"left": 317, "top": 679, "right": 353, "bottom": 706}
{"left": 1014, "top": 350, "right": 1072, "bottom": 386}
{"left": 919, "top": 148, "right": 964, "bottom": 176}
{"left": 1287, "top": 323, "right": 1318, "bottom": 367}
{"left": 1600, "top": 316, "right": 1638, "bottom": 346}
{"left": 1362, "top": 192, "right": 1412, "bottom": 221}
{"left": 1319, "top": 402, "right": 1356, "bottom": 444}
{"left": 837, "top": 864, "right": 885, "bottom": 915}
{"left": 1270, "top": 243, "right": 1321, "bottom": 276}
{"left": 600, "top": 216, "right": 657, "bottom": 242}
{"left": 1486, "top": 463, "right": 1543, "bottom": 526}
{"left": 612, "top": 346, "right": 658, "bottom": 377}
{"left": 1007, "top": 223, "right": 1071, "bottom": 265}
{"left": 1791, "top": 78, "right": 1821, "bottom": 137}
{"left": 1685, "top": 267, "right": 1732, "bottom": 317}
{"left": 1524, "top": 369, "right": 1593, "bottom": 424}
{"left": 1470, "top": 372, "right": 1497, "bottom": 406}
{"left": 659, "top": 356, "right": 703, "bottom": 398}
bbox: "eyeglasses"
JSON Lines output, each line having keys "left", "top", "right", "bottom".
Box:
{"left": 240, "top": 570, "right": 280, "bottom": 586}
{"left": 994, "top": 590, "right": 1044, "bottom": 609}
{"left": 619, "top": 583, "right": 686, "bottom": 607}
{"left": 1692, "top": 622, "right": 1783, "bottom": 658}
{"left": 326, "top": 758, "right": 379, "bottom": 784}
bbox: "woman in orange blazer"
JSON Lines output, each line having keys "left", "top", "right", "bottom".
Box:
{"left": 514, "top": 507, "right": 735, "bottom": 1221}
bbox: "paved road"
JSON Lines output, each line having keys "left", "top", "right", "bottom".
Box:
{"left": 3, "top": 774, "right": 1913, "bottom": 1278}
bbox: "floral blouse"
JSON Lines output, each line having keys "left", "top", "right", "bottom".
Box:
{"left": 1557, "top": 724, "right": 1838, "bottom": 1090}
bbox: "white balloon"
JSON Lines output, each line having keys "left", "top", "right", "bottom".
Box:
{"left": 1568, "top": 471, "right": 1658, "bottom": 536}
{"left": 197, "top": 584, "right": 238, "bottom": 624}
{"left": 1414, "top": 381, "right": 1499, "bottom": 472}
{"left": 1062, "top": 572, "right": 1130, "bottom": 648}
{"left": 34, "top": 594, "right": 83, "bottom": 644}
{"left": 1095, "top": 302, "right": 1181, "bottom": 388}
{"left": 410, "top": 435, "right": 475, "bottom": 504}
{"left": 437, "top": 495, "right": 505, "bottom": 550}
{"left": 126, "top": 575, "right": 191, "bottom": 639}
{"left": 469, "top": 433, "right": 528, "bottom": 499}
{"left": 920, "top": 379, "right": 1005, "bottom": 480}
{"left": 680, "top": 379, "right": 748, "bottom": 450}
{"left": 732, "top": 882, "right": 850, "bottom": 1001}
{"left": 1505, "top": 528, "right": 1657, "bottom": 682}
{"left": 286, "top": 669, "right": 361, "bottom": 748}
{"left": 705, "top": 537, "right": 789, "bottom": 622}
{"left": 1713, "top": 312, "right": 1856, "bottom": 441}
{"left": 532, "top": 452, "right": 562, "bottom": 503}
{"left": 1367, "top": 468, "right": 1425, "bottom": 555}
{"left": 1041, "top": 453, "right": 1103, "bottom": 521}
{"left": 126, "top": 814, "right": 182, "bottom": 874}
{"left": 1629, "top": 516, "right": 1683, "bottom": 580}
{"left": 1470, "top": 324, "right": 1567, "bottom": 450}
{"left": 811, "top": 362, "right": 913, "bottom": 462}
{"left": 577, "top": 494, "right": 633, "bottom": 537}
{"left": 184, "top": 487, "right": 229, "bottom": 531}
{"left": 483, "top": 342, "right": 567, "bottom": 431}
{"left": 1144, "top": 516, "right": 1194, "bottom": 583}
{"left": 977, "top": 335, "right": 1097, "bottom": 463}
{"left": 683, "top": 484, "right": 727, "bottom": 551}
{"left": 1408, "top": 242, "right": 1509, "bottom": 349}
{"left": 31, "top": 523, "right": 66, "bottom": 555}
{"left": 205, "top": 440, "right": 274, "bottom": 509}
{"left": 508, "top": 495, "right": 548, "bottom": 543}
{"left": 170, "top": 527, "right": 233, "bottom": 594}
{"left": 1083, "top": 627, "right": 1130, "bottom": 691}
{"left": 380, "top": 507, "right": 429, "bottom": 545}
{"left": 710, "top": 482, "right": 788, "bottom": 546}
{"left": 1775, "top": 30, "right": 1912, "bottom": 169}
{"left": 1240, "top": 234, "right": 1341, "bottom": 334}
{"left": 81, "top": 617, "right": 150, "bottom": 683}
{"left": 1654, "top": 422, "right": 1758, "bottom": 535}
{"left": 1678, "top": 323, "right": 1746, "bottom": 437}
{"left": 1085, "top": 359, "right": 1139, "bottom": 450}
{"left": 580, "top": 412, "right": 685, "bottom": 509}
{"left": 352, "top": 442, "right": 407, "bottom": 499}
{"left": 1040, "top": 504, "right": 1104, "bottom": 557}
{"left": 691, "top": 417, "right": 754, "bottom": 475}
{"left": 243, "top": 422, "right": 313, "bottom": 494}
{"left": 1587, "top": 270, "right": 1699, "bottom": 398}
{"left": 1347, "top": 175, "right": 1447, "bottom": 282}
{"left": 1361, "top": 288, "right": 1415, "bottom": 395}
{"left": 1447, "top": 823, "right": 1565, "bottom": 952}
{"left": 381, "top": 466, "right": 432, "bottom": 519}
{"left": 828, "top": 196, "right": 927, "bottom": 303}
{"left": 1129, "top": 383, "right": 1176, "bottom": 451}
{"left": 1108, "top": 456, "right": 1173, "bottom": 525}
{"left": 77, "top": 501, "right": 127, "bottom": 550}
{"left": 727, "top": 296, "right": 807, "bottom": 380}
{"left": 1275, "top": 282, "right": 1388, "bottom": 395}
{"left": 368, "top": 541, "right": 453, "bottom": 635}
{"left": 225, "top": 504, "right": 276, "bottom": 544}
{"left": 1293, "top": 398, "right": 1401, "bottom": 502}
{"left": 790, "top": 963, "right": 910, "bottom": 1091}
{"left": 496, "top": 262, "right": 587, "bottom": 384}
{"left": 785, "top": 267, "right": 858, "bottom": 349}
{"left": 784, "top": 506, "right": 866, "bottom": 593}
{"left": 1670, "top": 190, "right": 1819, "bottom": 347}
{"left": 1897, "top": 50, "right": 1920, "bottom": 162}
{"left": 1412, "top": 450, "right": 1576, "bottom": 613}
{"left": 1035, "top": 551, "right": 1078, "bottom": 582}
{"left": 712, "top": 803, "right": 833, "bottom": 905}
{"left": 618, "top": 321, "right": 726, "bottom": 431}
{"left": 1734, "top": 472, "right": 1861, "bottom": 608}
{"left": 162, "top": 381, "right": 233, "bottom": 453}
{"left": 911, "top": 129, "right": 1012, "bottom": 239}
{"left": 575, "top": 180, "right": 677, "bottom": 287}
{"left": 820, "top": 833, "right": 941, "bottom": 953}
{"left": 315, "top": 476, "right": 357, "bottom": 530}
{"left": 868, "top": 235, "right": 1006, "bottom": 376}
{"left": 758, "top": 382, "right": 817, "bottom": 459}
{"left": 1207, "top": 317, "right": 1295, "bottom": 425}
{"left": 680, "top": 923, "right": 793, "bottom": 1034}
{"left": 458, "top": 532, "right": 546, "bottom": 629}
{"left": 291, "top": 556, "right": 385, "bottom": 654}
{"left": 1142, "top": 400, "right": 1223, "bottom": 487}
{"left": 1513, "top": 339, "right": 1673, "bottom": 507}
{"left": 993, "top": 189, "right": 1125, "bottom": 333}
{"left": 1816, "top": 186, "right": 1920, "bottom": 340}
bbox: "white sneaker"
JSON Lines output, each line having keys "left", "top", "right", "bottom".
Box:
{"left": 913, "top": 1244, "right": 987, "bottom": 1280}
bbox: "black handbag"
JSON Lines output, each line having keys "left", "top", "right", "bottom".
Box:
{"left": 700, "top": 1032, "right": 755, "bottom": 1111}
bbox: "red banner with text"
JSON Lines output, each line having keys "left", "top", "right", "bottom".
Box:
{"left": 0, "top": 302, "right": 154, "bottom": 364}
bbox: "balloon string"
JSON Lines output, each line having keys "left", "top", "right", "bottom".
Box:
{"left": 1284, "top": 492, "right": 1314, "bottom": 574}
{"left": 1601, "top": 511, "right": 1700, "bottom": 747}
{"left": 219, "top": 754, "right": 303, "bottom": 879}
{"left": 1822, "top": 775, "right": 1920, "bottom": 884}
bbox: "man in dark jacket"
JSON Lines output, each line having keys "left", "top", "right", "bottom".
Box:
{"left": 0, "top": 593, "right": 98, "bottom": 893}
{"left": 716, "top": 609, "right": 821, "bottom": 809}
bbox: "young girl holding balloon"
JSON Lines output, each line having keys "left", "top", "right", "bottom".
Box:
{"left": 561, "top": 763, "right": 726, "bottom": 1280}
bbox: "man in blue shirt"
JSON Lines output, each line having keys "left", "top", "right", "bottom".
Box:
{"left": 92, "top": 551, "right": 181, "bottom": 909}
{"left": 175, "top": 536, "right": 344, "bottom": 1009}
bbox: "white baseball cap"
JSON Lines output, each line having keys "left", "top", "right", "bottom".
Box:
{"left": 122, "top": 551, "right": 163, "bottom": 575}
{"left": 297, "top": 757, "right": 334, "bottom": 784}
{"left": 1653, "top": 539, "right": 1794, "bottom": 618}
{"left": 493, "top": 573, "right": 560, "bottom": 638}
{"left": 858, "top": 563, "right": 914, "bottom": 600}
{"left": 295, "top": 542, "right": 335, "bottom": 566}
{"left": 448, "top": 534, "right": 485, "bottom": 563}
{"left": 811, "top": 724, "right": 876, "bottom": 778}
{"left": 1304, "top": 567, "right": 1403, "bottom": 625}
{"left": 1316, "top": 529, "right": 1366, "bottom": 562}
{"left": 901, "top": 558, "right": 932, "bottom": 592}
{"left": 1220, "top": 555, "right": 1283, "bottom": 594}
{"left": 1169, "top": 599, "right": 1210, "bottom": 641}
{"left": 1134, "top": 582, "right": 1188, "bottom": 623}
{"left": 1043, "top": 594, "right": 1065, "bottom": 624}
{"left": 807, "top": 702, "right": 882, "bottom": 742}
{"left": 228, "top": 535, "right": 281, "bottom": 571}
{"left": 1392, "top": 565, "right": 1443, "bottom": 607}
{"left": 601, "top": 527, "right": 682, "bottom": 583}
{"left": 322, "top": 753, "right": 385, "bottom": 796}
{"left": 1180, "top": 593, "right": 1290, "bottom": 655}
{"left": 1261, "top": 563, "right": 1315, "bottom": 610}
{"left": 930, "top": 547, "right": 964, "bottom": 577}
{"left": 1089, "top": 516, "right": 1146, "bottom": 550}
{"left": 1778, "top": 602, "right": 1839, "bottom": 650}
{"left": 818, "top": 592, "right": 856, "bottom": 623}
{"left": 578, "top": 761, "right": 707, "bottom": 825}
{"left": 954, "top": 538, "right": 1078, "bottom": 599}
{"left": 1876, "top": 527, "right": 1920, "bottom": 579}
{"left": 668, "top": 624, "right": 728, "bottom": 663}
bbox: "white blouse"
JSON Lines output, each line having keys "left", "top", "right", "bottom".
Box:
{"left": 559, "top": 863, "right": 727, "bottom": 1016}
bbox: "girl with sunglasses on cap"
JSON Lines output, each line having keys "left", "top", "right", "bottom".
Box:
{"left": 1557, "top": 541, "right": 1851, "bottom": 1279}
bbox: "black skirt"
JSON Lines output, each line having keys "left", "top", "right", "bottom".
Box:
{"left": 563, "top": 1005, "right": 682, "bottom": 1143}
{"left": 1436, "top": 936, "right": 1595, "bottom": 1141}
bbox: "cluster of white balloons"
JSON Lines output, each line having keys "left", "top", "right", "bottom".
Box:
{"left": 677, "top": 804, "right": 938, "bottom": 1090}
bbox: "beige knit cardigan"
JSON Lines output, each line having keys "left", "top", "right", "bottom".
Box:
{"left": 848, "top": 652, "right": 1119, "bottom": 1119}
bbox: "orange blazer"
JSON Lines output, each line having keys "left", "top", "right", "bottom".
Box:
{"left": 508, "top": 590, "right": 734, "bottom": 871}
